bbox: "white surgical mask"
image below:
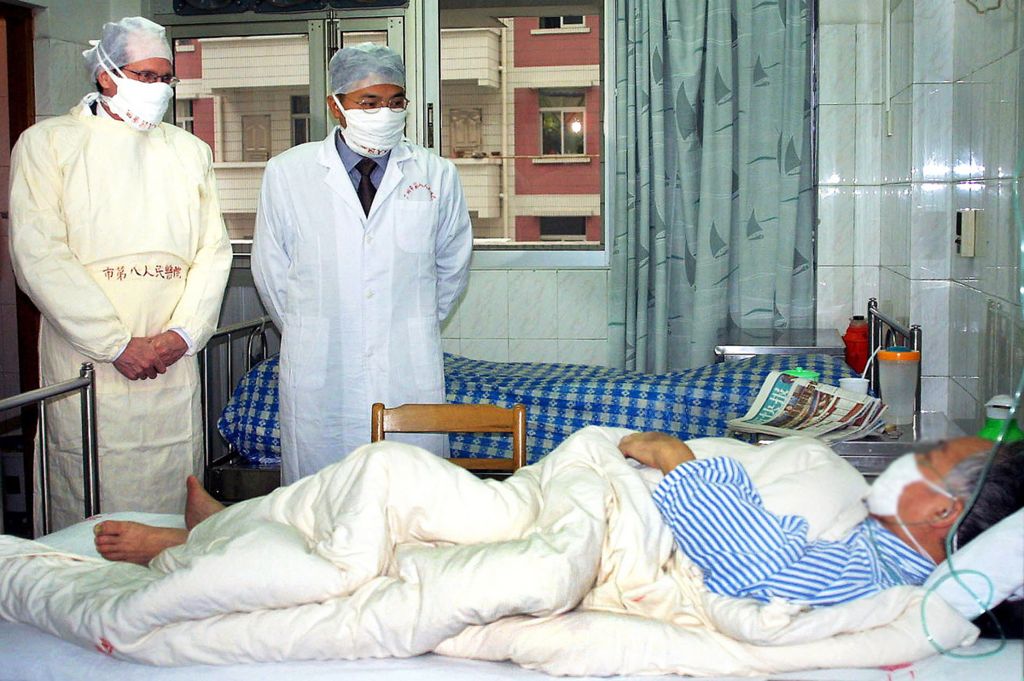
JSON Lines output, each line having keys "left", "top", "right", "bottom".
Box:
{"left": 867, "top": 452, "right": 954, "bottom": 516}
{"left": 97, "top": 48, "right": 173, "bottom": 132}
{"left": 867, "top": 452, "right": 955, "bottom": 560}
{"left": 867, "top": 454, "right": 922, "bottom": 517}
{"left": 333, "top": 94, "right": 407, "bottom": 157}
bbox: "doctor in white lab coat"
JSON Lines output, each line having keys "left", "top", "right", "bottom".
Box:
{"left": 252, "top": 43, "right": 473, "bottom": 484}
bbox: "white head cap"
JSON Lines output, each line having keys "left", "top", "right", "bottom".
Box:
{"left": 82, "top": 17, "right": 172, "bottom": 81}
{"left": 328, "top": 42, "right": 405, "bottom": 95}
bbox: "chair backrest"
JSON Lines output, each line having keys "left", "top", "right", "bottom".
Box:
{"left": 370, "top": 402, "right": 527, "bottom": 473}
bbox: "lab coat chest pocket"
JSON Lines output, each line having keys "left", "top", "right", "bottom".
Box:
{"left": 280, "top": 315, "right": 329, "bottom": 390}
{"left": 394, "top": 199, "right": 438, "bottom": 254}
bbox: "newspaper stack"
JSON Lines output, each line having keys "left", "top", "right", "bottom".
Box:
{"left": 727, "top": 371, "right": 887, "bottom": 443}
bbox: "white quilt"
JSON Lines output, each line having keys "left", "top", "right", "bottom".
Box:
{"left": 0, "top": 427, "right": 978, "bottom": 676}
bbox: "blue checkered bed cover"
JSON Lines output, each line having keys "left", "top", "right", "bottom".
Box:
{"left": 218, "top": 353, "right": 855, "bottom": 467}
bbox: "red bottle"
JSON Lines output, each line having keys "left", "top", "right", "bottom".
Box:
{"left": 842, "top": 316, "right": 869, "bottom": 374}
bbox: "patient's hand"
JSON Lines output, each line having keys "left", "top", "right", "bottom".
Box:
{"left": 149, "top": 331, "right": 188, "bottom": 367}
{"left": 619, "top": 432, "right": 695, "bottom": 475}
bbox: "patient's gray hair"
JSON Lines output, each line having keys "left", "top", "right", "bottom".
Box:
{"left": 947, "top": 440, "right": 1024, "bottom": 546}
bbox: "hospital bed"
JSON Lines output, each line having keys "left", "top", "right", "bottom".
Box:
{"left": 2, "top": 312, "right": 1021, "bottom": 680}
{"left": 212, "top": 298, "right": 925, "bottom": 492}
{"left": 215, "top": 347, "right": 859, "bottom": 476}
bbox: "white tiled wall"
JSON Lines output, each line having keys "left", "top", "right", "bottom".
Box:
{"left": 817, "top": 0, "right": 1022, "bottom": 428}
{"left": 817, "top": 11, "right": 885, "bottom": 333}
{"left": 442, "top": 267, "right": 610, "bottom": 366}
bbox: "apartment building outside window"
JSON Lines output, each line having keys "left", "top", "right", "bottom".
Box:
{"left": 439, "top": 14, "right": 602, "bottom": 248}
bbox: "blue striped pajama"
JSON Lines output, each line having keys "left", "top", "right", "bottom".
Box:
{"left": 652, "top": 457, "right": 934, "bottom": 606}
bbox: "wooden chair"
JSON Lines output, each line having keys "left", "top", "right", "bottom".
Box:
{"left": 370, "top": 402, "right": 527, "bottom": 474}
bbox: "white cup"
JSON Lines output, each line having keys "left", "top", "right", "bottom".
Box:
{"left": 839, "top": 377, "right": 870, "bottom": 395}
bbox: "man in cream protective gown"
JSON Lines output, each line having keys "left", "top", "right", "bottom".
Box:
{"left": 252, "top": 44, "right": 472, "bottom": 483}
{"left": 9, "top": 17, "right": 232, "bottom": 532}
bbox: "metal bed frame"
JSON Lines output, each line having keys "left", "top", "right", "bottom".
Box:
{"left": 198, "top": 315, "right": 279, "bottom": 502}
{"left": 867, "top": 297, "right": 923, "bottom": 416}
{"left": 0, "top": 317, "right": 274, "bottom": 535}
{"left": 0, "top": 364, "right": 99, "bottom": 535}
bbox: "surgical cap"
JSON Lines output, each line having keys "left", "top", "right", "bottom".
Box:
{"left": 82, "top": 17, "right": 172, "bottom": 80}
{"left": 328, "top": 43, "right": 406, "bottom": 95}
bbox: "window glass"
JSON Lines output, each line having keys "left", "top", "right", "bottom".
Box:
{"left": 539, "top": 216, "right": 586, "bottom": 240}
{"left": 439, "top": 13, "right": 603, "bottom": 249}
{"left": 175, "top": 98, "right": 194, "bottom": 134}
{"left": 539, "top": 16, "right": 584, "bottom": 29}
{"left": 291, "top": 95, "right": 310, "bottom": 146}
{"left": 539, "top": 90, "right": 585, "bottom": 155}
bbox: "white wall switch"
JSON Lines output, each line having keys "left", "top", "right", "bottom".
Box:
{"left": 955, "top": 209, "right": 978, "bottom": 258}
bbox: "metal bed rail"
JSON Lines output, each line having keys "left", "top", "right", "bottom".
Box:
{"left": 0, "top": 363, "right": 98, "bottom": 535}
{"left": 867, "top": 297, "right": 923, "bottom": 415}
{"left": 199, "top": 316, "right": 273, "bottom": 474}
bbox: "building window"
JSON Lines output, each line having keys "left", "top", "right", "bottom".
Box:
{"left": 291, "top": 95, "right": 310, "bottom": 147}
{"left": 539, "top": 216, "right": 587, "bottom": 240}
{"left": 176, "top": 99, "right": 194, "bottom": 134}
{"left": 538, "top": 16, "right": 584, "bottom": 30}
{"left": 539, "top": 90, "right": 585, "bottom": 156}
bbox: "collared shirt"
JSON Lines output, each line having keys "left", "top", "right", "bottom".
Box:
{"left": 335, "top": 130, "right": 390, "bottom": 193}
{"left": 652, "top": 457, "right": 935, "bottom": 606}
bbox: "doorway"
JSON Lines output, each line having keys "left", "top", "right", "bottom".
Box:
{"left": 0, "top": 1, "right": 35, "bottom": 538}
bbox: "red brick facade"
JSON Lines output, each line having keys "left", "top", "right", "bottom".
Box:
{"left": 513, "top": 16, "right": 600, "bottom": 67}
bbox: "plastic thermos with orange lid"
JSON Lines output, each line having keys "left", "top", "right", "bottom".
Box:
{"left": 877, "top": 346, "right": 920, "bottom": 424}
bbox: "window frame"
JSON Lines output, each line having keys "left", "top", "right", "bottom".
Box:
{"left": 427, "top": 1, "right": 614, "bottom": 268}
{"left": 533, "top": 15, "right": 589, "bottom": 34}
{"left": 538, "top": 90, "right": 586, "bottom": 157}
{"left": 290, "top": 94, "right": 311, "bottom": 147}
{"left": 538, "top": 215, "right": 588, "bottom": 241}
{"left": 176, "top": 98, "right": 194, "bottom": 134}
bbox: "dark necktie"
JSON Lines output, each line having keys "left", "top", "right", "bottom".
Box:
{"left": 356, "top": 157, "right": 377, "bottom": 216}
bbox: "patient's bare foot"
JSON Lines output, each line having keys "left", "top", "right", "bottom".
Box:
{"left": 184, "top": 475, "right": 225, "bottom": 530}
{"left": 93, "top": 521, "right": 188, "bottom": 565}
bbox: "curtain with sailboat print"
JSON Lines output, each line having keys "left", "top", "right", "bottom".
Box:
{"left": 609, "top": 0, "right": 815, "bottom": 371}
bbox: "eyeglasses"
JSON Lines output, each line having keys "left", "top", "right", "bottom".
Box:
{"left": 121, "top": 67, "right": 180, "bottom": 87}
{"left": 343, "top": 95, "right": 409, "bottom": 113}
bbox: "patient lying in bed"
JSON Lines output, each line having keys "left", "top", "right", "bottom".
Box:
{"left": 5, "top": 427, "right": 1021, "bottom": 673}
{"left": 95, "top": 433, "right": 1021, "bottom": 609}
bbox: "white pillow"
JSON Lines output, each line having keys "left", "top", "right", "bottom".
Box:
{"left": 37, "top": 512, "right": 185, "bottom": 560}
{"left": 924, "top": 508, "right": 1024, "bottom": 619}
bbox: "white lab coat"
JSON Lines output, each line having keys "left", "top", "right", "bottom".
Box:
{"left": 9, "top": 99, "right": 232, "bottom": 532}
{"left": 252, "top": 129, "right": 472, "bottom": 484}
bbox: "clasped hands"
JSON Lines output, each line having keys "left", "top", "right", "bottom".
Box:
{"left": 112, "top": 331, "right": 188, "bottom": 380}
